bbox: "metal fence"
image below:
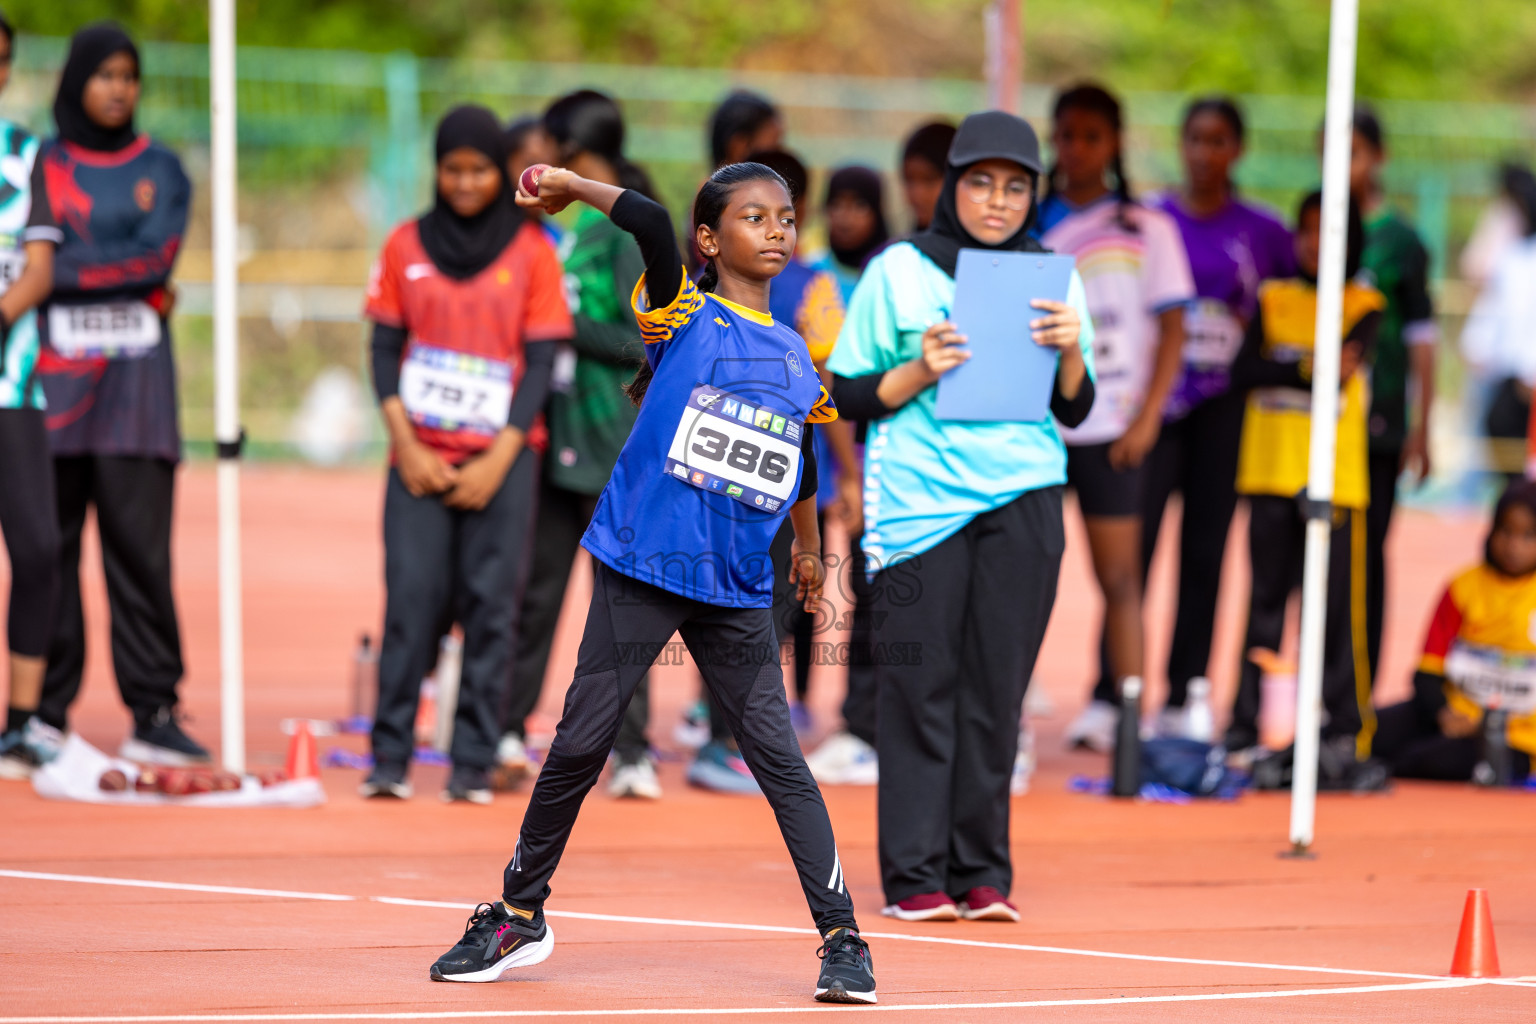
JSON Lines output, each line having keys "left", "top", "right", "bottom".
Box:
{"left": 8, "top": 36, "right": 1533, "bottom": 461}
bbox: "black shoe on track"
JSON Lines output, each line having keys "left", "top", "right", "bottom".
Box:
{"left": 814, "top": 928, "right": 876, "bottom": 1004}
{"left": 429, "top": 901, "right": 554, "bottom": 982}
{"left": 121, "top": 706, "right": 211, "bottom": 766}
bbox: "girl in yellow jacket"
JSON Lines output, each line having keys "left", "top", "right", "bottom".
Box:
{"left": 1372, "top": 480, "right": 1536, "bottom": 782}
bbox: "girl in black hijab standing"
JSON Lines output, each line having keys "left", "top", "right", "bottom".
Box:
{"left": 35, "top": 24, "right": 202, "bottom": 763}
{"left": 362, "top": 105, "right": 571, "bottom": 803}
{"left": 827, "top": 111, "right": 1096, "bottom": 923}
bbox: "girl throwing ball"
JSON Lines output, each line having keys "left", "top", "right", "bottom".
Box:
{"left": 428, "top": 161, "right": 876, "bottom": 1004}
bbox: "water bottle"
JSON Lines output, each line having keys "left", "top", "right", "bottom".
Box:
{"left": 1185, "top": 677, "right": 1216, "bottom": 743}
{"left": 1473, "top": 709, "right": 1513, "bottom": 787}
{"left": 1111, "top": 676, "right": 1144, "bottom": 798}
{"left": 342, "top": 633, "right": 377, "bottom": 734}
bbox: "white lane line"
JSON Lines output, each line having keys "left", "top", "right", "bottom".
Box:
{"left": 373, "top": 896, "right": 1445, "bottom": 981}
{"left": 0, "top": 871, "right": 1456, "bottom": 984}
{"left": 0, "top": 979, "right": 1495, "bottom": 1023}
{"left": 0, "top": 870, "right": 355, "bottom": 902}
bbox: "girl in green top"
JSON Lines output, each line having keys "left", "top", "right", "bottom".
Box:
{"left": 499, "top": 90, "right": 660, "bottom": 799}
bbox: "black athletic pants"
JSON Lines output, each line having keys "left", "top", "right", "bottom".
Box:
{"left": 1372, "top": 699, "right": 1531, "bottom": 782}
{"left": 1228, "top": 495, "right": 1372, "bottom": 749}
{"left": 38, "top": 455, "right": 183, "bottom": 731}
{"left": 1365, "top": 448, "right": 1398, "bottom": 687}
{"left": 501, "top": 475, "right": 650, "bottom": 763}
{"left": 503, "top": 561, "right": 858, "bottom": 935}
{"left": 372, "top": 452, "right": 536, "bottom": 771}
{"left": 873, "top": 487, "right": 1064, "bottom": 904}
{"left": 0, "top": 409, "right": 60, "bottom": 660}
{"left": 1097, "top": 390, "right": 1245, "bottom": 707}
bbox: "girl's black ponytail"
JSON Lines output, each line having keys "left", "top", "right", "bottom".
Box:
{"left": 697, "top": 257, "right": 720, "bottom": 294}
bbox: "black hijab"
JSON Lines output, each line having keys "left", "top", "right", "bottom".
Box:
{"left": 910, "top": 110, "right": 1048, "bottom": 278}
{"left": 825, "top": 165, "right": 890, "bottom": 270}
{"left": 54, "top": 22, "right": 140, "bottom": 153}
{"left": 418, "top": 105, "right": 524, "bottom": 281}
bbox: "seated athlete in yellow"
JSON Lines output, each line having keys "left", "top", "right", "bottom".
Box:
{"left": 1372, "top": 481, "right": 1536, "bottom": 782}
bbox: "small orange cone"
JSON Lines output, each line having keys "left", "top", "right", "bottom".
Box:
{"left": 285, "top": 720, "right": 320, "bottom": 782}
{"left": 1449, "top": 888, "right": 1501, "bottom": 978}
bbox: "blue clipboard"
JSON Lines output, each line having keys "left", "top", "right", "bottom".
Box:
{"left": 934, "top": 249, "right": 1077, "bottom": 422}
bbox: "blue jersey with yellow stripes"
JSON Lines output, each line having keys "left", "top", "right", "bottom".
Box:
{"left": 582, "top": 269, "right": 837, "bottom": 608}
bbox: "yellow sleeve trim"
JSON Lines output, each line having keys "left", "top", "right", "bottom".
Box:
{"left": 630, "top": 266, "right": 706, "bottom": 345}
{"left": 806, "top": 382, "right": 839, "bottom": 424}
{"left": 1419, "top": 654, "right": 1445, "bottom": 676}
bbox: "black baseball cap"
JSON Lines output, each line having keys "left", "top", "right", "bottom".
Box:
{"left": 946, "top": 110, "right": 1045, "bottom": 176}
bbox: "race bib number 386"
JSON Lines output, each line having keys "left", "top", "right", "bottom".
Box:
{"left": 48, "top": 301, "right": 162, "bottom": 360}
{"left": 665, "top": 383, "right": 803, "bottom": 513}
{"left": 400, "top": 342, "right": 514, "bottom": 437}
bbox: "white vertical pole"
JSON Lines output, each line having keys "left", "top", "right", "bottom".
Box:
{"left": 1289, "top": 0, "right": 1360, "bottom": 855}
{"left": 210, "top": 0, "right": 245, "bottom": 775}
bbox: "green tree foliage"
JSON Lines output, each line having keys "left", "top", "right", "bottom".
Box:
{"left": 6, "top": 0, "right": 1535, "bottom": 102}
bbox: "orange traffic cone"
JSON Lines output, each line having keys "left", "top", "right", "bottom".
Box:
{"left": 1449, "top": 889, "right": 1501, "bottom": 978}
{"left": 285, "top": 720, "right": 320, "bottom": 782}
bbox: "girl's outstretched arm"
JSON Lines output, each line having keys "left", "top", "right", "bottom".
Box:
{"left": 518, "top": 170, "right": 683, "bottom": 308}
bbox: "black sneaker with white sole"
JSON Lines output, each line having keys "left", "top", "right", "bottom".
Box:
{"left": 814, "top": 928, "right": 876, "bottom": 1004}
{"left": 120, "top": 707, "right": 211, "bottom": 766}
{"left": 442, "top": 764, "right": 493, "bottom": 805}
{"left": 430, "top": 901, "right": 554, "bottom": 982}
{"left": 359, "top": 762, "right": 412, "bottom": 799}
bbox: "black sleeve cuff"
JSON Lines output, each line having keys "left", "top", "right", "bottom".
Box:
{"left": 831, "top": 372, "right": 893, "bottom": 423}
{"left": 370, "top": 322, "right": 408, "bottom": 403}
{"left": 508, "top": 340, "right": 558, "bottom": 431}
{"left": 797, "top": 424, "right": 818, "bottom": 502}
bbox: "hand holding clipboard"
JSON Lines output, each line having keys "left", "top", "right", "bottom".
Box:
{"left": 934, "top": 249, "right": 1080, "bottom": 422}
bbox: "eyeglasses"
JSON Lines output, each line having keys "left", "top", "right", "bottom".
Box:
{"left": 960, "top": 172, "right": 1033, "bottom": 211}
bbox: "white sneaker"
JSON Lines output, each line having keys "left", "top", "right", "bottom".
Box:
{"left": 1023, "top": 680, "right": 1056, "bottom": 717}
{"left": 492, "top": 733, "right": 533, "bottom": 790}
{"left": 609, "top": 757, "right": 663, "bottom": 800}
{"left": 1064, "top": 700, "right": 1118, "bottom": 753}
{"left": 0, "top": 718, "right": 65, "bottom": 780}
{"left": 672, "top": 701, "right": 711, "bottom": 750}
{"left": 804, "top": 731, "right": 878, "bottom": 786}
{"left": 1010, "top": 722, "right": 1036, "bottom": 796}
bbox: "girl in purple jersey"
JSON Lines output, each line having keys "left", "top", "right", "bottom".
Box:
{"left": 1119, "top": 97, "right": 1294, "bottom": 735}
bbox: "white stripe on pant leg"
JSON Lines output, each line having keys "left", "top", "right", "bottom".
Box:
{"left": 826, "top": 850, "right": 842, "bottom": 892}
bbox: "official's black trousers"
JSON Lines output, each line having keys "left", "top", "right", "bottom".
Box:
{"left": 1228, "top": 495, "right": 1373, "bottom": 750}
{"left": 1102, "top": 390, "right": 1245, "bottom": 707}
{"left": 39, "top": 455, "right": 182, "bottom": 730}
{"left": 1364, "top": 447, "right": 1399, "bottom": 687}
{"left": 372, "top": 451, "right": 536, "bottom": 771}
{"left": 0, "top": 409, "right": 60, "bottom": 660}
{"left": 504, "top": 561, "right": 858, "bottom": 935}
{"left": 502, "top": 475, "right": 650, "bottom": 763}
{"left": 872, "top": 486, "right": 1064, "bottom": 904}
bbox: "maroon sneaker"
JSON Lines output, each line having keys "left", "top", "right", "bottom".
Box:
{"left": 956, "top": 886, "right": 1019, "bottom": 922}
{"left": 880, "top": 892, "right": 960, "bottom": 921}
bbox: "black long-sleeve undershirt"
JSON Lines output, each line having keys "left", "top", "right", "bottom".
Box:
{"left": 370, "top": 322, "right": 557, "bottom": 432}
{"left": 609, "top": 189, "right": 683, "bottom": 312}
{"left": 831, "top": 367, "right": 1096, "bottom": 428}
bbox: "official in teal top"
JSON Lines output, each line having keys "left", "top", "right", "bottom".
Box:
{"left": 827, "top": 111, "right": 1095, "bottom": 922}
